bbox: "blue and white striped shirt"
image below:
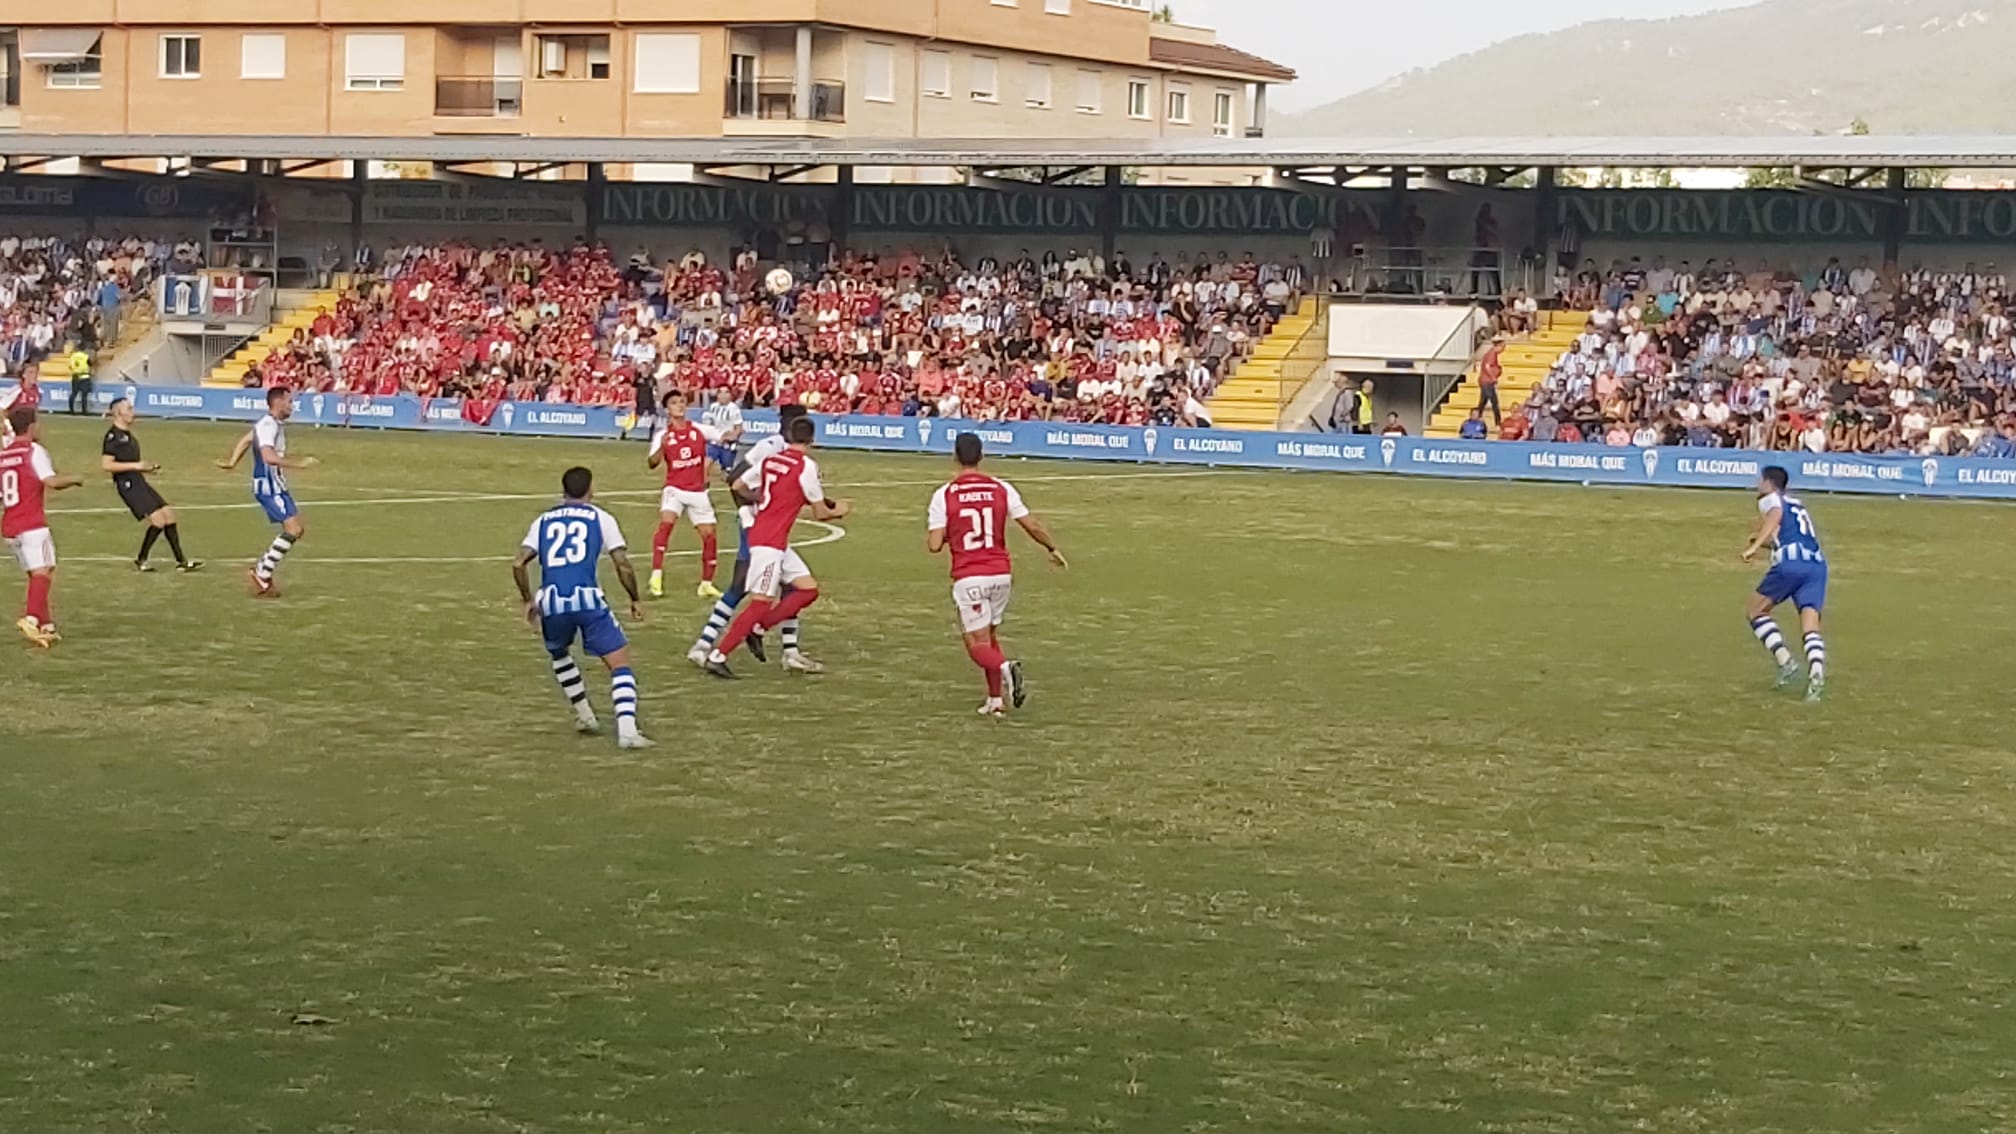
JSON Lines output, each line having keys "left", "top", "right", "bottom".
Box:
{"left": 522, "top": 503, "right": 628, "bottom": 616}
{"left": 1761, "top": 491, "right": 1825, "bottom": 565}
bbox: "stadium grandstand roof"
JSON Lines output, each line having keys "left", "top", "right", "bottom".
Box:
{"left": 7, "top": 134, "right": 2016, "bottom": 169}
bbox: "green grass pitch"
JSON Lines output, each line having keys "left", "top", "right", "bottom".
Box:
{"left": 6, "top": 414, "right": 2016, "bottom": 1132}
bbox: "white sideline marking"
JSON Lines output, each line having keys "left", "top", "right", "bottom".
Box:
{"left": 65, "top": 521, "right": 846, "bottom": 567}
{"left": 49, "top": 468, "right": 1245, "bottom": 517}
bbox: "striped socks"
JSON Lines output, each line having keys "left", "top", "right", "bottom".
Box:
{"left": 1803, "top": 632, "right": 1826, "bottom": 682}
{"left": 550, "top": 651, "right": 588, "bottom": 706}
{"left": 1750, "top": 616, "right": 1794, "bottom": 666}
{"left": 255, "top": 531, "right": 297, "bottom": 582}
{"left": 550, "top": 650, "right": 597, "bottom": 731}
{"left": 781, "top": 618, "right": 801, "bottom": 655}
{"left": 696, "top": 597, "right": 736, "bottom": 651}
{"left": 611, "top": 666, "right": 639, "bottom": 739}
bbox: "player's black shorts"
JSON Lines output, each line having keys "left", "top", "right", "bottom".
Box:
{"left": 115, "top": 475, "right": 167, "bottom": 521}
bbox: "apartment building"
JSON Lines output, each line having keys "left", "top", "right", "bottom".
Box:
{"left": 0, "top": 2, "right": 1292, "bottom": 182}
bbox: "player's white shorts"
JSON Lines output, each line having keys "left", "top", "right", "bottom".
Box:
{"left": 745, "top": 545, "right": 811, "bottom": 599}
{"left": 6, "top": 528, "right": 56, "bottom": 572}
{"left": 952, "top": 573, "right": 1013, "bottom": 634}
{"left": 657, "top": 486, "right": 717, "bottom": 526}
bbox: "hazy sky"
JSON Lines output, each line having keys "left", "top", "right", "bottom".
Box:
{"left": 1171, "top": 0, "right": 1763, "bottom": 111}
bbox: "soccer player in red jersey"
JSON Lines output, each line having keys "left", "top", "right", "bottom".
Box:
{"left": 646, "top": 389, "right": 728, "bottom": 600}
{"left": 1, "top": 409, "right": 84, "bottom": 647}
{"left": 702, "top": 414, "right": 851, "bottom": 680}
{"left": 0, "top": 372, "right": 41, "bottom": 444}
{"left": 926, "top": 432, "right": 1066, "bottom": 717}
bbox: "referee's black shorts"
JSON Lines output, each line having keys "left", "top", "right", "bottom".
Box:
{"left": 116, "top": 475, "right": 167, "bottom": 521}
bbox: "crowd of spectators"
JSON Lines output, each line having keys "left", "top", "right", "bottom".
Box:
{"left": 246, "top": 240, "right": 1306, "bottom": 427}
{"left": 1493, "top": 255, "right": 2016, "bottom": 457}
{"left": 0, "top": 234, "right": 193, "bottom": 376}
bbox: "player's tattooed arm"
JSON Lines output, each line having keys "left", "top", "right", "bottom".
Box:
{"left": 608, "top": 549, "right": 647, "bottom": 621}
{"left": 511, "top": 547, "right": 539, "bottom": 626}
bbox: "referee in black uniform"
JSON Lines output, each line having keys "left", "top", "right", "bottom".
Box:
{"left": 102, "top": 397, "right": 202, "bottom": 573}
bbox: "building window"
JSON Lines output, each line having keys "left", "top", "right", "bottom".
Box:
{"left": 534, "top": 35, "right": 611, "bottom": 80}
{"left": 161, "top": 34, "right": 202, "bottom": 79}
{"left": 1167, "top": 85, "right": 1190, "bottom": 124}
{"left": 1047, "top": 0, "right": 1072, "bottom": 11}
{"left": 922, "top": 50, "right": 950, "bottom": 98}
{"left": 344, "top": 33, "right": 406, "bottom": 90}
{"left": 863, "top": 41, "right": 894, "bottom": 103}
{"left": 1075, "top": 69, "right": 1100, "bottom": 113}
{"left": 633, "top": 33, "right": 701, "bottom": 94}
{"left": 240, "top": 33, "right": 285, "bottom": 80}
{"left": 1024, "top": 62, "right": 1051, "bottom": 108}
{"left": 1126, "top": 79, "right": 1149, "bottom": 119}
{"left": 1213, "top": 90, "right": 1234, "bottom": 136}
{"left": 970, "top": 56, "right": 997, "bottom": 102}
{"left": 35, "top": 32, "right": 105, "bottom": 89}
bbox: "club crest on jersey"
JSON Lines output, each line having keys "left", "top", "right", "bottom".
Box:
{"left": 918, "top": 418, "right": 934, "bottom": 446}
{"left": 1142, "top": 427, "right": 1159, "bottom": 456}
{"left": 1921, "top": 457, "right": 1939, "bottom": 487}
{"left": 1641, "top": 448, "right": 1660, "bottom": 479}
{"left": 499, "top": 402, "right": 517, "bottom": 430}
{"left": 1379, "top": 437, "right": 1397, "bottom": 468}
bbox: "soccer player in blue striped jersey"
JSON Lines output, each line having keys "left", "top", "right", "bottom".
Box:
{"left": 217, "top": 388, "right": 318, "bottom": 598}
{"left": 686, "top": 403, "right": 820, "bottom": 671}
{"left": 512, "top": 466, "right": 653, "bottom": 748}
{"left": 1742, "top": 465, "right": 1829, "bottom": 703}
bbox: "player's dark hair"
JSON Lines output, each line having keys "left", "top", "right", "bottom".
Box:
{"left": 955, "top": 432, "right": 984, "bottom": 467}
{"left": 265, "top": 386, "right": 290, "bottom": 406}
{"left": 5, "top": 407, "right": 33, "bottom": 436}
{"left": 786, "top": 416, "right": 815, "bottom": 444}
{"left": 1762, "top": 465, "right": 1790, "bottom": 491}
{"left": 561, "top": 466, "right": 594, "bottom": 500}
{"left": 778, "top": 403, "right": 809, "bottom": 425}
{"left": 107, "top": 396, "right": 130, "bottom": 411}
{"left": 661, "top": 389, "right": 686, "bottom": 409}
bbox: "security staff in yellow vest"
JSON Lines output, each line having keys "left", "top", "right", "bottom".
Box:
{"left": 1354, "top": 379, "right": 1375, "bottom": 435}
{"left": 66, "top": 347, "right": 93, "bottom": 416}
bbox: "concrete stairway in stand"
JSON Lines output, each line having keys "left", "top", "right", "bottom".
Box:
{"left": 203, "top": 290, "right": 340, "bottom": 388}
{"left": 1424, "top": 310, "right": 1587, "bottom": 438}
{"left": 1204, "top": 296, "right": 1324, "bottom": 431}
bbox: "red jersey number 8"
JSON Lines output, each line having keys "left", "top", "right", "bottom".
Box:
{"left": 0, "top": 469, "right": 18, "bottom": 509}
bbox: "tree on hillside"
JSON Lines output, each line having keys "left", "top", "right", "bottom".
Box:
{"left": 1744, "top": 165, "right": 1800, "bottom": 189}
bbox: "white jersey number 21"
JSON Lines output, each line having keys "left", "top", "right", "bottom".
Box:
{"left": 959, "top": 507, "right": 997, "bottom": 551}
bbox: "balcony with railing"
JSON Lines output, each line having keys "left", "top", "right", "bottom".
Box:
{"left": 723, "top": 77, "right": 845, "bottom": 131}
{"left": 435, "top": 76, "right": 523, "bottom": 118}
